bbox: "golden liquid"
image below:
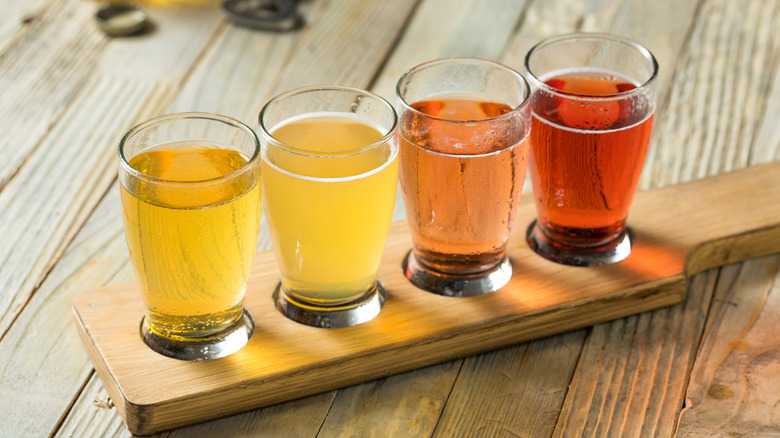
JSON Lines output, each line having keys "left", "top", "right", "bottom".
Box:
{"left": 121, "top": 145, "right": 262, "bottom": 340}
{"left": 263, "top": 116, "right": 398, "bottom": 305}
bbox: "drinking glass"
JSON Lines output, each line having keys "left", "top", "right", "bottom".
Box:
{"left": 396, "top": 58, "right": 531, "bottom": 297}
{"left": 524, "top": 33, "right": 658, "bottom": 266}
{"left": 259, "top": 86, "right": 398, "bottom": 328}
{"left": 118, "top": 113, "right": 262, "bottom": 361}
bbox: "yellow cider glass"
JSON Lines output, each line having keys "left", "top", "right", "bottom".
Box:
{"left": 259, "top": 87, "right": 398, "bottom": 328}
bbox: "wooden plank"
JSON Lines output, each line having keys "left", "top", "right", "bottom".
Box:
{"left": 369, "top": 0, "right": 529, "bottom": 103}
{"left": 167, "top": 393, "right": 336, "bottom": 438}
{"left": 675, "top": 255, "right": 780, "bottom": 437}
{"left": 503, "top": 0, "right": 699, "bottom": 105}
{"left": 93, "top": 1, "right": 225, "bottom": 82}
{"left": 54, "top": 373, "right": 137, "bottom": 438}
{"left": 73, "top": 162, "right": 780, "bottom": 435}
{"left": 0, "top": 0, "right": 53, "bottom": 53}
{"left": 551, "top": 270, "right": 718, "bottom": 437}
{"left": 749, "top": 39, "right": 780, "bottom": 165}
{"left": 500, "top": 0, "right": 627, "bottom": 78}
{"left": 0, "top": 0, "right": 104, "bottom": 189}
{"left": 317, "top": 362, "right": 461, "bottom": 437}
{"left": 433, "top": 330, "right": 586, "bottom": 437}
{"left": 269, "top": 0, "right": 418, "bottom": 93}
{"left": 0, "top": 186, "right": 135, "bottom": 437}
{"left": 640, "top": 0, "right": 780, "bottom": 189}
{"left": 166, "top": 18, "right": 306, "bottom": 123}
{"left": 608, "top": 0, "right": 700, "bottom": 101}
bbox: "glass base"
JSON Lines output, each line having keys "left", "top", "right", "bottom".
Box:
{"left": 526, "top": 220, "right": 634, "bottom": 267}
{"left": 274, "top": 283, "right": 385, "bottom": 329}
{"left": 140, "top": 309, "right": 254, "bottom": 361}
{"left": 403, "top": 251, "right": 513, "bottom": 297}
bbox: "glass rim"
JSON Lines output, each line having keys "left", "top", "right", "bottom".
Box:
{"left": 118, "top": 112, "right": 261, "bottom": 185}
{"left": 524, "top": 32, "right": 659, "bottom": 102}
{"left": 257, "top": 85, "right": 398, "bottom": 159}
{"left": 395, "top": 57, "right": 531, "bottom": 124}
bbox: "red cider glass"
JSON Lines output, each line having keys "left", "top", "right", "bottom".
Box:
{"left": 524, "top": 33, "right": 658, "bottom": 266}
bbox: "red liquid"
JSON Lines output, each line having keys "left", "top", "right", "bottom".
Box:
{"left": 529, "top": 72, "right": 654, "bottom": 247}
{"left": 400, "top": 99, "right": 529, "bottom": 274}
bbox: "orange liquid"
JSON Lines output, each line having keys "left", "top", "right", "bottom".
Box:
{"left": 530, "top": 71, "right": 654, "bottom": 247}
{"left": 399, "top": 99, "right": 529, "bottom": 274}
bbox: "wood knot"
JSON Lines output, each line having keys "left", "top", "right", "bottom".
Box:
{"left": 707, "top": 383, "right": 734, "bottom": 400}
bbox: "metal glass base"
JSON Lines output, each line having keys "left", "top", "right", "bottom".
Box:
{"left": 140, "top": 310, "right": 254, "bottom": 361}
{"left": 403, "top": 251, "right": 513, "bottom": 297}
{"left": 274, "top": 283, "right": 386, "bottom": 329}
{"left": 526, "top": 221, "right": 634, "bottom": 267}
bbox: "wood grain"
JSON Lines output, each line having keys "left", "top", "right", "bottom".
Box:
{"left": 641, "top": 0, "right": 780, "bottom": 189}
{"left": 317, "top": 362, "right": 461, "bottom": 438}
{"left": 0, "top": 0, "right": 55, "bottom": 53}
{"left": 0, "top": 0, "right": 103, "bottom": 190}
{"left": 552, "top": 270, "right": 718, "bottom": 437}
{"left": 0, "top": 186, "right": 133, "bottom": 437}
{"left": 433, "top": 330, "right": 586, "bottom": 437}
{"left": 675, "top": 255, "right": 780, "bottom": 437}
{"left": 167, "top": 392, "right": 336, "bottom": 438}
{"left": 370, "top": 0, "right": 529, "bottom": 104}
{"left": 54, "top": 373, "right": 137, "bottom": 438}
{"left": 750, "top": 41, "right": 780, "bottom": 166}
{"left": 268, "top": 0, "right": 418, "bottom": 94}
{"left": 74, "top": 162, "right": 780, "bottom": 435}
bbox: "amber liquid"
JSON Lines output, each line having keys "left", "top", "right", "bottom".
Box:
{"left": 400, "top": 99, "right": 529, "bottom": 274}
{"left": 121, "top": 145, "right": 262, "bottom": 340}
{"left": 529, "top": 70, "right": 654, "bottom": 247}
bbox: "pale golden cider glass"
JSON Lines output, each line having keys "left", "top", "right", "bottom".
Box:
{"left": 259, "top": 86, "right": 398, "bottom": 329}
{"left": 118, "top": 113, "right": 262, "bottom": 361}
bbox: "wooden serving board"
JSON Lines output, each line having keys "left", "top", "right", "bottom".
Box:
{"left": 73, "top": 161, "right": 780, "bottom": 435}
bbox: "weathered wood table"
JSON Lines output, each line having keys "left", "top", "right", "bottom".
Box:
{"left": 1, "top": 0, "right": 778, "bottom": 436}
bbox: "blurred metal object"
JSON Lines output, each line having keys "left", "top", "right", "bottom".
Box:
{"left": 221, "top": 0, "right": 302, "bottom": 31}
{"left": 95, "top": 3, "right": 148, "bottom": 37}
